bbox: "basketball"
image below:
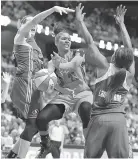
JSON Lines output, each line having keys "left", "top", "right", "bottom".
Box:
{"left": 34, "top": 69, "right": 57, "bottom": 93}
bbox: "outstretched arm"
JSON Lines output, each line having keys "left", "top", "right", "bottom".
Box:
{"left": 114, "top": 5, "right": 135, "bottom": 75}
{"left": 114, "top": 5, "right": 132, "bottom": 48}
{"left": 15, "top": 7, "right": 74, "bottom": 42}
{"left": 76, "top": 3, "right": 109, "bottom": 70}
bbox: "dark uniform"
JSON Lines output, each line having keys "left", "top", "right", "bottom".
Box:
{"left": 10, "top": 38, "right": 43, "bottom": 120}
{"left": 84, "top": 63, "right": 131, "bottom": 158}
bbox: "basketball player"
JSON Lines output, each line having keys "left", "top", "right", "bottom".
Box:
{"left": 7, "top": 6, "right": 75, "bottom": 159}
{"left": 76, "top": 4, "right": 135, "bottom": 158}
{"left": 1, "top": 72, "right": 12, "bottom": 103}
{"left": 35, "top": 16, "right": 93, "bottom": 159}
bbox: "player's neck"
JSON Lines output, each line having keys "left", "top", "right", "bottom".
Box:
{"left": 58, "top": 49, "right": 70, "bottom": 58}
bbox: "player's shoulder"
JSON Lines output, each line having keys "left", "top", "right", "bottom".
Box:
{"left": 14, "top": 31, "right": 27, "bottom": 45}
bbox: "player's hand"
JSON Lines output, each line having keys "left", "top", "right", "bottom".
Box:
{"left": 114, "top": 5, "right": 127, "bottom": 25}
{"left": 76, "top": 3, "right": 86, "bottom": 22}
{"left": 51, "top": 52, "right": 61, "bottom": 68}
{"left": 34, "top": 69, "right": 48, "bottom": 78}
{"left": 54, "top": 6, "right": 75, "bottom": 15}
{"left": 64, "top": 88, "right": 75, "bottom": 98}
{"left": 2, "top": 72, "right": 11, "bottom": 84}
{"left": 75, "top": 51, "right": 85, "bottom": 66}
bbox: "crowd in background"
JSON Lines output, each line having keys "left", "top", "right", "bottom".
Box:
{"left": 1, "top": 0, "right": 138, "bottom": 152}
{"left": 1, "top": 1, "right": 138, "bottom": 48}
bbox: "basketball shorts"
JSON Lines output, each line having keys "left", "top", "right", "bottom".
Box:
{"left": 10, "top": 76, "right": 41, "bottom": 119}
{"left": 84, "top": 113, "right": 129, "bottom": 158}
{"left": 49, "top": 90, "right": 93, "bottom": 114}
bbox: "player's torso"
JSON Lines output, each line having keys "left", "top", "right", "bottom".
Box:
{"left": 55, "top": 50, "right": 90, "bottom": 93}
{"left": 13, "top": 41, "right": 43, "bottom": 78}
{"left": 27, "top": 38, "right": 43, "bottom": 73}
{"left": 92, "top": 64, "right": 129, "bottom": 115}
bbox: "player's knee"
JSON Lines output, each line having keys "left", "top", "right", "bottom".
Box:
{"left": 79, "top": 102, "right": 91, "bottom": 113}
{"left": 36, "top": 111, "right": 48, "bottom": 126}
{"left": 20, "top": 119, "right": 38, "bottom": 142}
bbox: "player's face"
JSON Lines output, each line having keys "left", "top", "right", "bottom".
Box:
{"left": 57, "top": 33, "right": 71, "bottom": 51}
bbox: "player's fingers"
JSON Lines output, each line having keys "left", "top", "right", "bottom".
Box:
{"left": 78, "top": 3, "right": 82, "bottom": 9}
{"left": 124, "top": 8, "right": 127, "bottom": 15}
{"left": 80, "top": 6, "right": 84, "bottom": 12}
{"left": 59, "top": 10, "right": 62, "bottom": 15}
{"left": 119, "top": 4, "right": 123, "bottom": 14}
{"left": 66, "top": 8, "right": 75, "bottom": 12}
{"left": 82, "top": 12, "right": 86, "bottom": 18}
{"left": 62, "top": 9, "right": 68, "bottom": 14}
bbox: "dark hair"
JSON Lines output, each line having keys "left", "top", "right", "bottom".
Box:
{"left": 114, "top": 48, "right": 133, "bottom": 70}
{"left": 20, "top": 15, "right": 33, "bottom": 24}
{"left": 105, "top": 68, "right": 126, "bottom": 103}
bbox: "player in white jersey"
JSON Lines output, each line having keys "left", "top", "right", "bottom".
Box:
{"left": 6, "top": 6, "right": 74, "bottom": 159}
{"left": 35, "top": 12, "right": 93, "bottom": 159}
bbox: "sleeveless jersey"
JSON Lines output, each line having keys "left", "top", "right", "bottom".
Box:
{"left": 27, "top": 38, "right": 43, "bottom": 73}
{"left": 91, "top": 63, "right": 130, "bottom": 115}
{"left": 55, "top": 50, "right": 90, "bottom": 94}
{"left": 13, "top": 38, "right": 43, "bottom": 78}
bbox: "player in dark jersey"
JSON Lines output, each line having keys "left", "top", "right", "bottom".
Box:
{"left": 76, "top": 4, "right": 135, "bottom": 158}
{"left": 7, "top": 6, "right": 74, "bottom": 159}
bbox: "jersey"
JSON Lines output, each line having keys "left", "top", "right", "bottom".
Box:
{"left": 11, "top": 39, "right": 43, "bottom": 119}
{"left": 13, "top": 38, "right": 43, "bottom": 78}
{"left": 55, "top": 50, "right": 90, "bottom": 95}
{"left": 27, "top": 38, "right": 43, "bottom": 73}
{"left": 13, "top": 44, "right": 33, "bottom": 79}
{"left": 91, "top": 63, "right": 130, "bottom": 115}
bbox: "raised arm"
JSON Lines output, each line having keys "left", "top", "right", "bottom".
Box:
{"left": 114, "top": 5, "right": 132, "bottom": 48}
{"left": 114, "top": 5, "right": 135, "bottom": 75}
{"left": 75, "top": 3, "right": 109, "bottom": 70}
{"left": 15, "top": 7, "right": 74, "bottom": 41}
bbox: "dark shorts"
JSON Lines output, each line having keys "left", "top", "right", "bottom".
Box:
{"left": 84, "top": 113, "right": 129, "bottom": 158}
{"left": 10, "top": 76, "right": 41, "bottom": 119}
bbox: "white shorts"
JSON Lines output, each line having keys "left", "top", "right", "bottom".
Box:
{"left": 50, "top": 91, "right": 93, "bottom": 114}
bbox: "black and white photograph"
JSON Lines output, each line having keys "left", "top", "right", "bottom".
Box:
{"left": 1, "top": 1, "right": 138, "bottom": 158}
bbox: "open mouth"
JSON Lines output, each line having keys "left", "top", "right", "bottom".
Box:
{"left": 64, "top": 44, "right": 70, "bottom": 48}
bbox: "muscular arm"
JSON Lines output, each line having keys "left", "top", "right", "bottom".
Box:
{"left": 15, "top": 7, "right": 74, "bottom": 43}
{"left": 15, "top": 8, "right": 55, "bottom": 43}
{"left": 115, "top": 5, "right": 135, "bottom": 76}
{"left": 119, "top": 23, "right": 132, "bottom": 48}
{"left": 59, "top": 61, "right": 76, "bottom": 71}
{"left": 59, "top": 54, "right": 85, "bottom": 71}
{"left": 19, "top": 8, "right": 55, "bottom": 36}
{"left": 119, "top": 23, "right": 135, "bottom": 76}
{"left": 76, "top": 19, "right": 109, "bottom": 70}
